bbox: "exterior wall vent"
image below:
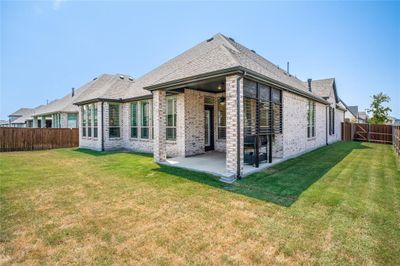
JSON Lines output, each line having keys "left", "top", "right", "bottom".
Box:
{"left": 206, "top": 37, "right": 214, "bottom": 42}
{"left": 308, "top": 79, "right": 312, "bottom": 92}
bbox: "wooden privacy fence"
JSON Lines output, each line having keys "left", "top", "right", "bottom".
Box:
{"left": 393, "top": 126, "right": 400, "bottom": 155}
{"left": 341, "top": 122, "right": 393, "bottom": 144}
{"left": 0, "top": 128, "right": 79, "bottom": 152}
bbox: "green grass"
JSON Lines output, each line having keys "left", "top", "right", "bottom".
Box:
{"left": 0, "top": 142, "right": 399, "bottom": 265}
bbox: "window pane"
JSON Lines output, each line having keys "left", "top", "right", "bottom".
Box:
{"left": 131, "top": 127, "right": 137, "bottom": 138}
{"left": 131, "top": 102, "right": 137, "bottom": 126}
{"left": 166, "top": 128, "right": 176, "bottom": 140}
{"left": 141, "top": 101, "right": 149, "bottom": 127}
{"left": 68, "top": 113, "right": 77, "bottom": 128}
{"left": 109, "top": 127, "right": 120, "bottom": 138}
{"left": 93, "top": 106, "right": 98, "bottom": 127}
{"left": 141, "top": 128, "right": 149, "bottom": 139}
{"left": 94, "top": 128, "right": 98, "bottom": 138}
{"left": 109, "top": 104, "right": 120, "bottom": 127}
{"left": 218, "top": 97, "right": 226, "bottom": 139}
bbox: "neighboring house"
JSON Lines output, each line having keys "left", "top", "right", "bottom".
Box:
{"left": 32, "top": 75, "right": 134, "bottom": 128}
{"left": 387, "top": 116, "right": 400, "bottom": 125}
{"left": 358, "top": 111, "right": 368, "bottom": 123}
{"left": 342, "top": 102, "right": 358, "bottom": 122}
{"left": 73, "top": 33, "right": 345, "bottom": 179}
{"left": 0, "top": 120, "right": 9, "bottom": 127}
{"left": 7, "top": 108, "right": 34, "bottom": 127}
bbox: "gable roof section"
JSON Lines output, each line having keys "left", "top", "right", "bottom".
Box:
{"left": 76, "top": 33, "right": 330, "bottom": 104}
{"left": 308, "top": 78, "right": 339, "bottom": 103}
{"left": 73, "top": 74, "right": 139, "bottom": 105}
{"left": 141, "top": 34, "right": 324, "bottom": 101}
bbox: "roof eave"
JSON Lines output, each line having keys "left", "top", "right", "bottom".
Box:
{"left": 73, "top": 97, "right": 124, "bottom": 106}
{"left": 144, "top": 67, "right": 242, "bottom": 91}
{"left": 144, "top": 66, "right": 329, "bottom": 105}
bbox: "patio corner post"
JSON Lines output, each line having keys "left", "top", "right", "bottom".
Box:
{"left": 225, "top": 75, "right": 244, "bottom": 178}
{"left": 41, "top": 116, "right": 46, "bottom": 128}
{"left": 153, "top": 89, "right": 167, "bottom": 162}
{"left": 33, "top": 117, "right": 38, "bottom": 128}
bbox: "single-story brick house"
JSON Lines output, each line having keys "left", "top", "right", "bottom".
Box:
{"left": 73, "top": 33, "right": 346, "bottom": 179}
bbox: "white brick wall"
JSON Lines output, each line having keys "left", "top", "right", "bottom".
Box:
{"left": 282, "top": 91, "right": 326, "bottom": 158}
{"left": 225, "top": 75, "right": 244, "bottom": 176}
{"left": 78, "top": 85, "right": 343, "bottom": 175}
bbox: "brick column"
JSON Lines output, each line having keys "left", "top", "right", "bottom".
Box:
{"left": 153, "top": 90, "right": 167, "bottom": 162}
{"left": 225, "top": 75, "right": 244, "bottom": 177}
{"left": 33, "top": 117, "right": 38, "bottom": 128}
{"left": 176, "top": 93, "right": 186, "bottom": 157}
{"left": 41, "top": 116, "right": 46, "bottom": 128}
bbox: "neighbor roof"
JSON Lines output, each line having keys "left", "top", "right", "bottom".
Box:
{"left": 11, "top": 105, "right": 43, "bottom": 124}
{"left": 76, "top": 33, "right": 330, "bottom": 104}
{"left": 348, "top": 106, "right": 359, "bottom": 116}
{"left": 9, "top": 108, "right": 34, "bottom": 117}
{"left": 35, "top": 74, "right": 135, "bottom": 115}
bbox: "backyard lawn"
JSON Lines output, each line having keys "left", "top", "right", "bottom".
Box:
{"left": 0, "top": 141, "right": 399, "bottom": 265}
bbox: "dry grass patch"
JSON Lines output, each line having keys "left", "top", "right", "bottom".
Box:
{"left": 1, "top": 142, "right": 399, "bottom": 265}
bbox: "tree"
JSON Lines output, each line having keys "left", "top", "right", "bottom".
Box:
{"left": 367, "top": 92, "right": 392, "bottom": 124}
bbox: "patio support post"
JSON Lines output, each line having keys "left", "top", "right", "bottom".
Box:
{"left": 41, "top": 116, "right": 46, "bottom": 128}
{"left": 153, "top": 90, "right": 167, "bottom": 162}
{"left": 225, "top": 75, "right": 244, "bottom": 178}
{"left": 33, "top": 117, "right": 38, "bottom": 128}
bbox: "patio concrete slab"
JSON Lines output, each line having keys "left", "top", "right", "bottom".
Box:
{"left": 161, "top": 151, "right": 285, "bottom": 182}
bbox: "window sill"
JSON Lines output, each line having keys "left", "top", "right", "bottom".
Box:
{"left": 216, "top": 139, "right": 226, "bottom": 142}
{"left": 307, "top": 137, "right": 316, "bottom": 141}
{"left": 109, "top": 137, "right": 122, "bottom": 140}
{"left": 130, "top": 138, "right": 153, "bottom": 142}
{"left": 166, "top": 140, "right": 177, "bottom": 144}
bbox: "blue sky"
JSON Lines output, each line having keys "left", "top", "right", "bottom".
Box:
{"left": 1, "top": 1, "right": 399, "bottom": 120}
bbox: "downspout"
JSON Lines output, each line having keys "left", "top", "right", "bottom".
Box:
{"left": 101, "top": 101, "right": 105, "bottom": 151}
{"left": 236, "top": 71, "right": 246, "bottom": 179}
{"left": 325, "top": 105, "right": 328, "bottom": 145}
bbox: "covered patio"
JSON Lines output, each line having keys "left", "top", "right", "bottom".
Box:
{"left": 150, "top": 73, "right": 284, "bottom": 180}
{"left": 161, "top": 151, "right": 284, "bottom": 182}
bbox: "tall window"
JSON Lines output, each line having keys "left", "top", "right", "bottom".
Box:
{"left": 218, "top": 97, "right": 226, "bottom": 139}
{"left": 131, "top": 102, "right": 138, "bottom": 138}
{"left": 307, "top": 100, "right": 316, "bottom": 138}
{"left": 93, "top": 105, "right": 98, "bottom": 138}
{"left": 166, "top": 97, "right": 176, "bottom": 141}
{"left": 82, "top": 106, "right": 86, "bottom": 137}
{"left": 67, "top": 113, "right": 77, "bottom": 128}
{"left": 87, "top": 105, "right": 92, "bottom": 137}
{"left": 329, "top": 107, "right": 335, "bottom": 135}
{"left": 141, "top": 101, "right": 150, "bottom": 139}
{"left": 109, "top": 103, "right": 120, "bottom": 138}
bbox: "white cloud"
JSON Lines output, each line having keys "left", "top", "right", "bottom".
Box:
{"left": 53, "top": 0, "right": 66, "bottom": 10}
